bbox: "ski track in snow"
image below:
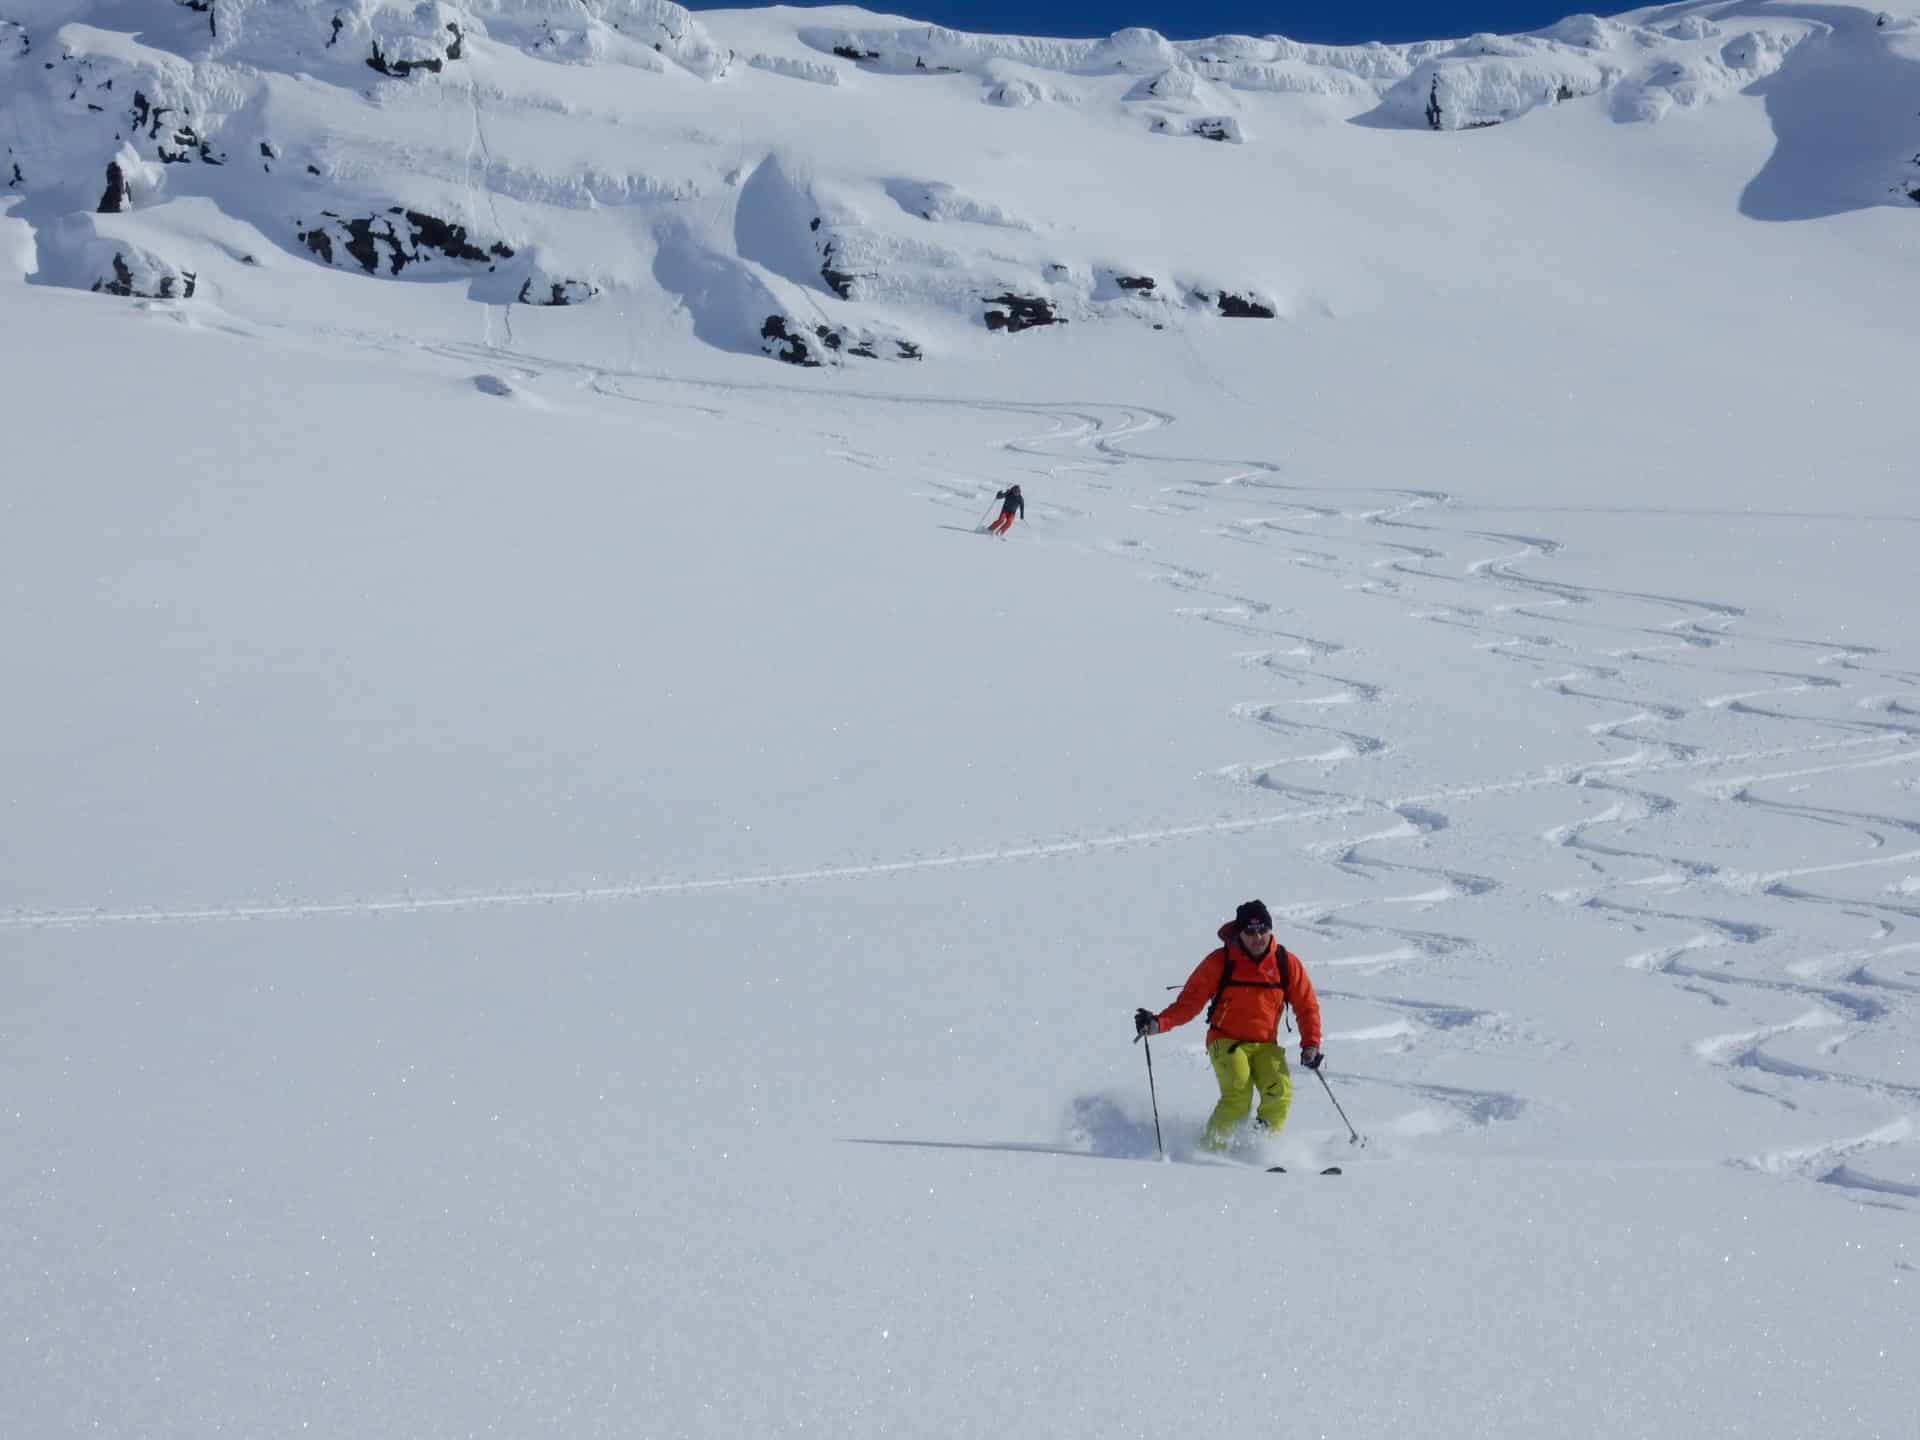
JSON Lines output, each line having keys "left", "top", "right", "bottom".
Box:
{"left": 9, "top": 368, "right": 1918, "bottom": 1202}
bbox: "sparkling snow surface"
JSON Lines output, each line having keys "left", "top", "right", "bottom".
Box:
{"left": 3, "top": 3, "right": 1918, "bottom": 1436}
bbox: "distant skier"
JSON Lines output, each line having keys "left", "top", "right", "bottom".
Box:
{"left": 985, "top": 484, "right": 1024, "bottom": 536}
{"left": 1133, "top": 899, "right": 1323, "bottom": 1151}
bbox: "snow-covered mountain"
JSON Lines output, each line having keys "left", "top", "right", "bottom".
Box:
{"left": 4, "top": 4, "right": 1920, "bottom": 1438}
{"left": 6, "top": 1, "right": 1917, "bottom": 362}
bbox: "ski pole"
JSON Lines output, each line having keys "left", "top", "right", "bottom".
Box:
{"left": 1139, "top": 1032, "right": 1165, "bottom": 1160}
{"left": 1314, "top": 1066, "right": 1366, "bottom": 1147}
{"left": 975, "top": 495, "right": 1000, "bottom": 530}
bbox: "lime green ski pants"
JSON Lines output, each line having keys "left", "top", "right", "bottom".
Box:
{"left": 1204, "top": 1039, "right": 1292, "bottom": 1150}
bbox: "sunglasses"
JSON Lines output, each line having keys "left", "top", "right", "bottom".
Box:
{"left": 1241, "top": 922, "right": 1271, "bottom": 936}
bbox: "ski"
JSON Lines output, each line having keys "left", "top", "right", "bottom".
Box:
{"left": 1265, "top": 1165, "right": 1343, "bottom": 1175}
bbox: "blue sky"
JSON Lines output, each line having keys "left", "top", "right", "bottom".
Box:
{"left": 698, "top": 3, "right": 1593, "bottom": 44}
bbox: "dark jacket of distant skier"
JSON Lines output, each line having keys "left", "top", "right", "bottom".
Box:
{"left": 1135, "top": 899, "right": 1324, "bottom": 1150}
{"left": 987, "top": 485, "right": 1023, "bottom": 535}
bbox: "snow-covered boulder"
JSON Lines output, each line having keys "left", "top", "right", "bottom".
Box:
{"left": 1382, "top": 51, "right": 1618, "bottom": 130}
{"left": 747, "top": 52, "right": 840, "bottom": 86}
{"left": 881, "top": 180, "right": 1032, "bottom": 230}
{"left": 1084, "top": 27, "right": 1185, "bottom": 76}
{"left": 515, "top": 266, "right": 598, "bottom": 305}
{"left": 0, "top": 199, "right": 38, "bottom": 279}
{"left": 1149, "top": 114, "right": 1243, "bottom": 142}
{"left": 34, "top": 212, "right": 196, "bottom": 298}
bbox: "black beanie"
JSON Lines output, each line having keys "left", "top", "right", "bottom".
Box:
{"left": 1234, "top": 899, "right": 1272, "bottom": 930}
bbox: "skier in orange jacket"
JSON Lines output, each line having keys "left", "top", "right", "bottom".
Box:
{"left": 1134, "top": 899, "right": 1324, "bottom": 1150}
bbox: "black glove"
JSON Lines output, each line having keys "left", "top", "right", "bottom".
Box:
{"left": 1134, "top": 1007, "right": 1159, "bottom": 1040}
{"left": 1300, "top": 1045, "right": 1324, "bottom": 1071}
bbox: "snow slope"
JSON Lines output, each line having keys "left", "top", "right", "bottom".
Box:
{"left": 3, "top": 3, "right": 1919, "bottom": 1436}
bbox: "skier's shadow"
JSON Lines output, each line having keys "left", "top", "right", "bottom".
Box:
{"left": 842, "top": 1093, "right": 1161, "bottom": 1164}
{"left": 841, "top": 1136, "right": 1136, "bottom": 1164}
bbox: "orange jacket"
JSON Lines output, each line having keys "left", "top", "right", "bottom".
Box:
{"left": 1154, "top": 923, "right": 1322, "bottom": 1049}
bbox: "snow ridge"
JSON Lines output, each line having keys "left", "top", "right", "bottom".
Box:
{"left": 4, "top": 2, "right": 1915, "bottom": 364}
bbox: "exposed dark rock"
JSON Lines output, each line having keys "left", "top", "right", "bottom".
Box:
{"left": 1149, "top": 115, "right": 1241, "bottom": 143}
{"left": 182, "top": 0, "right": 215, "bottom": 37}
{"left": 299, "top": 209, "right": 515, "bottom": 277}
{"left": 1214, "top": 290, "right": 1275, "bottom": 319}
{"left": 328, "top": 16, "right": 343, "bottom": 48}
{"left": 832, "top": 45, "right": 880, "bottom": 62}
{"left": 1909, "top": 186, "right": 1920, "bottom": 205}
{"left": 367, "top": 41, "right": 443, "bottom": 78}
{"left": 403, "top": 209, "right": 491, "bottom": 263}
{"left": 444, "top": 23, "right": 464, "bottom": 61}
{"left": 156, "top": 126, "right": 222, "bottom": 165}
{"left": 131, "top": 91, "right": 170, "bottom": 140}
{"left": 761, "top": 315, "right": 917, "bottom": 365}
{"left": 97, "top": 161, "right": 128, "bottom": 213}
{"left": 1426, "top": 75, "right": 1442, "bottom": 131}
{"left": 307, "top": 163, "right": 322, "bottom": 175}
{"left": 92, "top": 251, "right": 196, "bottom": 300}
{"left": 1556, "top": 82, "right": 1575, "bottom": 102}
{"left": 8, "top": 162, "right": 23, "bottom": 188}
{"left": 818, "top": 235, "right": 866, "bottom": 299}
{"left": 1117, "top": 275, "right": 1156, "bottom": 292}
{"left": 260, "top": 142, "right": 277, "bottom": 159}
{"left": 984, "top": 293, "right": 1060, "bottom": 332}
{"left": 761, "top": 314, "right": 821, "bottom": 366}
{"left": 516, "top": 278, "right": 598, "bottom": 306}
{"left": 341, "top": 217, "right": 383, "bottom": 272}
{"left": 95, "top": 253, "right": 134, "bottom": 294}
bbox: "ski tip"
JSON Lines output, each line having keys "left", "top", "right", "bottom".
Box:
{"left": 1320, "top": 1166, "right": 1343, "bottom": 1175}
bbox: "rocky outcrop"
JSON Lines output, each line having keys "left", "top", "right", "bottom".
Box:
{"left": 96, "top": 161, "right": 129, "bottom": 213}
{"left": 817, "top": 229, "right": 862, "bottom": 299}
{"left": 298, "top": 209, "right": 514, "bottom": 276}
{"left": 93, "top": 249, "right": 196, "bottom": 299}
{"left": 1211, "top": 290, "right": 1276, "bottom": 318}
{"left": 1149, "top": 115, "right": 1243, "bottom": 142}
{"left": 367, "top": 24, "right": 465, "bottom": 78}
{"left": 129, "top": 91, "right": 224, "bottom": 164}
{"left": 761, "top": 315, "right": 922, "bottom": 365}
{"left": 35, "top": 216, "right": 197, "bottom": 300}
{"left": 984, "top": 293, "right": 1061, "bottom": 332}
{"left": 517, "top": 276, "right": 599, "bottom": 306}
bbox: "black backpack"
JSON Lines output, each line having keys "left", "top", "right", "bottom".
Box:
{"left": 1206, "top": 938, "right": 1294, "bottom": 1039}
